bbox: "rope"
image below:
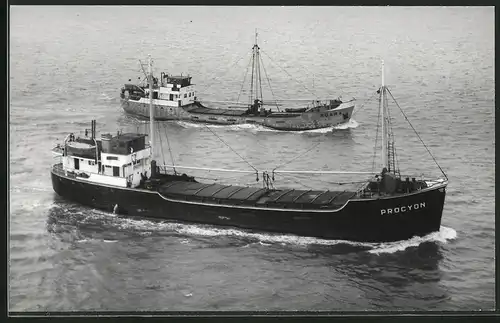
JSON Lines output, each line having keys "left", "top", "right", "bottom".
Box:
{"left": 249, "top": 48, "right": 256, "bottom": 106}
{"left": 257, "top": 50, "right": 264, "bottom": 105}
{"left": 203, "top": 125, "right": 259, "bottom": 173}
{"left": 200, "top": 48, "right": 253, "bottom": 95}
{"left": 155, "top": 120, "right": 167, "bottom": 165}
{"left": 351, "top": 90, "right": 378, "bottom": 118}
{"left": 260, "top": 50, "right": 317, "bottom": 97}
{"left": 280, "top": 172, "right": 373, "bottom": 186}
{"left": 386, "top": 87, "right": 448, "bottom": 180}
{"left": 260, "top": 54, "right": 280, "bottom": 111}
{"left": 138, "top": 59, "right": 148, "bottom": 79}
{"left": 384, "top": 89, "right": 400, "bottom": 175}
{"left": 272, "top": 141, "right": 322, "bottom": 172}
{"left": 160, "top": 165, "right": 256, "bottom": 173}
{"left": 193, "top": 172, "right": 254, "bottom": 182}
{"left": 236, "top": 54, "right": 254, "bottom": 103}
{"left": 273, "top": 170, "right": 378, "bottom": 175}
{"left": 371, "top": 88, "right": 382, "bottom": 173}
{"left": 162, "top": 121, "right": 177, "bottom": 174}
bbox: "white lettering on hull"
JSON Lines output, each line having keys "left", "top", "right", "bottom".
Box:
{"left": 380, "top": 202, "right": 426, "bottom": 215}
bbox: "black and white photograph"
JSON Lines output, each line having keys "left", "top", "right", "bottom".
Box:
{"left": 9, "top": 6, "right": 494, "bottom": 312}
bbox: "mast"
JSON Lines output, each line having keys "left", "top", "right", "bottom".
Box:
{"left": 256, "top": 31, "right": 263, "bottom": 104}
{"left": 249, "top": 33, "right": 256, "bottom": 106}
{"left": 148, "top": 55, "right": 154, "bottom": 158}
{"left": 381, "top": 60, "right": 388, "bottom": 170}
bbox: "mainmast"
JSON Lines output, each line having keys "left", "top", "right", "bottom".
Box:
{"left": 381, "top": 60, "right": 388, "bottom": 171}
{"left": 249, "top": 30, "right": 262, "bottom": 107}
{"left": 148, "top": 55, "right": 154, "bottom": 158}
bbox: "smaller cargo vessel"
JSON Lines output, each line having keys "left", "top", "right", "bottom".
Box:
{"left": 120, "top": 33, "right": 355, "bottom": 131}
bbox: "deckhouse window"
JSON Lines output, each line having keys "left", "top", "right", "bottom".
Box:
{"left": 184, "top": 93, "right": 187, "bottom": 98}
{"left": 107, "top": 156, "right": 118, "bottom": 160}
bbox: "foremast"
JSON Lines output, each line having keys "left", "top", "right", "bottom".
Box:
{"left": 249, "top": 30, "right": 264, "bottom": 108}
{"left": 380, "top": 60, "right": 397, "bottom": 175}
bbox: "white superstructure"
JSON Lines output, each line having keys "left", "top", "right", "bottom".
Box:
{"left": 53, "top": 120, "right": 153, "bottom": 188}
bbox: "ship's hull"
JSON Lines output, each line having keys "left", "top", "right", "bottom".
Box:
{"left": 121, "top": 99, "right": 354, "bottom": 131}
{"left": 51, "top": 168, "right": 446, "bottom": 242}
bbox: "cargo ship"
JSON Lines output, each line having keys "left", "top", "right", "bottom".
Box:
{"left": 120, "top": 33, "right": 355, "bottom": 131}
{"left": 52, "top": 59, "right": 448, "bottom": 242}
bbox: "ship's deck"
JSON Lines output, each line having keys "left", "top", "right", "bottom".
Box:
{"left": 158, "top": 181, "right": 357, "bottom": 210}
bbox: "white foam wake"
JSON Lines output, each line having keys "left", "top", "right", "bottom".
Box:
{"left": 368, "top": 226, "right": 457, "bottom": 255}
{"left": 334, "top": 119, "right": 359, "bottom": 130}
{"left": 81, "top": 209, "right": 456, "bottom": 254}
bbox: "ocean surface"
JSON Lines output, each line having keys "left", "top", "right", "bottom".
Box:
{"left": 9, "top": 6, "right": 494, "bottom": 312}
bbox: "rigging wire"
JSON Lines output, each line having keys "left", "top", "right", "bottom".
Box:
{"left": 161, "top": 121, "right": 177, "bottom": 174}
{"left": 236, "top": 53, "right": 254, "bottom": 104}
{"left": 278, "top": 172, "right": 372, "bottom": 186}
{"left": 155, "top": 120, "right": 167, "bottom": 166}
{"left": 351, "top": 90, "right": 378, "bottom": 119}
{"left": 259, "top": 54, "right": 280, "bottom": 111}
{"left": 257, "top": 48, "right": 264, "bottom": 105}
{"left": 272, "top": 141, "right": 322, "bottom": 172}
{"left": 249, "top": 47, "right": 256, "bottom": 106}
{"left": 278, "top": 173, "right": 315, "bottom": 190}
{"left": 138, "top": 59, "right": 148, "bottom": 79}
{"left": 191, "top": 172, "right": 254, "bottom": 182}
{"left": 371, "top": 88, "right": 382, "bottom": 173}
{"left": 384, "top": 89, "right": 400, "bottom": 175}
{"left": 386, "top": 87, "right": 448, "bottom": 180}
{"left": 200, "top": 48, "right": 253, "bottom": 95}
{"left": 260, "top": 50, "right": 317, "bottom": 98}
{"left": 203, "top": 125, "right": 259, "bottom": 173}
{"left": 384, "top": 88, "right": 391, "bottom": 169}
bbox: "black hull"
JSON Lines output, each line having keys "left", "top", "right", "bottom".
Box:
{"left": 51, "top": 170, "right": 446, "bottom": 242}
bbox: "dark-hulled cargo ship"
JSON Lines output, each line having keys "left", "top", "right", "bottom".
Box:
{"left": 52, "top": 59, "right": 448, "bottom": 243}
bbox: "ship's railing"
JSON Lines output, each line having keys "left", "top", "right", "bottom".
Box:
{"left": 53, "top": 166, "right": 90, "bottom": 180}
{"left": 51, "top": 163, "right": 66, "bottom": 176}
{"left": 52, "top": 162, "right": 132, "bottom": 182}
